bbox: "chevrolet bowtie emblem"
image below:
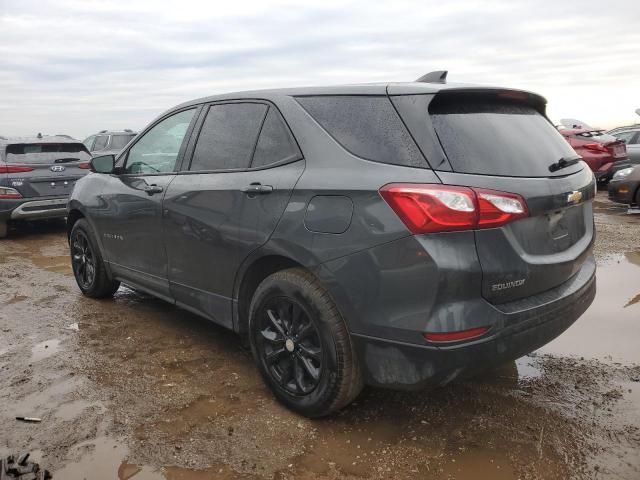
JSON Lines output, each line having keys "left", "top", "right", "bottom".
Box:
{"left": 567, "top": 190, "right": 583, "bottom": 205}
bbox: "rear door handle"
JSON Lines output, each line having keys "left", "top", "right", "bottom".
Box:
{"left": 144, "top": 184, "right": 164, "bottom": 195}
{"left": 241, "top": 183, "right": 273, "bottom": 195}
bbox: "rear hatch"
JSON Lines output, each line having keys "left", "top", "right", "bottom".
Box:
{"left": 1, "top": 142, "right": 91, "bottom": 198}
{"left": 393, "top": 89, "right": 595, "bottom": 304}
{"left": 569, "top": 130, "right": 627, "bottom": 171}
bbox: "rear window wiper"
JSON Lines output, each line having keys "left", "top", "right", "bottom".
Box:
{"left": 548, "top": 156, "right": 581, "bottom": 172}
{"left": 54, "top": 157, "right": 80, "bottom": 163}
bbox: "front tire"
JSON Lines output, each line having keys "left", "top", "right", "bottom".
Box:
{"left": 248, "top": 268, "right": 363, "bottom": 417}
{"left": 70, "top": 219, "right": 120, "bottom": 298}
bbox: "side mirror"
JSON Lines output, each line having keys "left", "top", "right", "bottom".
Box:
{"left": 90, "top": 154, "right": 115, "bottom": 174}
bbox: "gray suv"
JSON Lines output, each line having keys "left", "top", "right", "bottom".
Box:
{"left": 83, "top": 130, "right": 137, "bottom": 157}
{"left": 0, "top": 135, "right": 92, "bottom": 238}
{"left": 67, "top": 76, "right": 596, "bottom": 417}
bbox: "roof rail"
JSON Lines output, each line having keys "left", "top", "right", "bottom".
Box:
{"left": 416, "top": 70, "right": 448, "bottom": 84}
{"left": 99, "top": 130, "right": 108, "bottom": 133}
{"left": 124, "top": 129, "right": 133, "bottom": 132}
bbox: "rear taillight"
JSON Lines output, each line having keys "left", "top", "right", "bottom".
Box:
{"left": 0, "top": 165, "right": 35, "bottom": 173}
{"left": 0, "top": 187, "right": 22, "bottom": 199}
{"left": 380, "top": 184, "right": 528, "bottom": 233}
{"left": 583, "top": 143, "right": 608, "bottom": 153}
{"left": 424, "top": 326, "right": 490, "bottom": 343}
{"left": 78, "top": 162, "right": 91, "bottom": 169}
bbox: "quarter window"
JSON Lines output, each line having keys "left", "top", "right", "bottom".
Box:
{"left": 296, "top": 96, "right": 425, "bottom": 167}
{"left": 251, "top": 107, "right": 300, "bottom": 168}
{"left": 125, "top": 109, "right": 195, "bottom": 174}
{"left": 83, "top": 135, "right": 96, "bottom": 151}
{"left": 190, "top": 103, "right": 267, "bottom": 171}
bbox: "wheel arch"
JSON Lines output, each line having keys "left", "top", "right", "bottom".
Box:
{"left": 234, "top": 254, "right": 306, "bottom": 336}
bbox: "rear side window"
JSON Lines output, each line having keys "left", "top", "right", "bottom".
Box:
{"left": 296, "top": 96, "right": 425, "bottom": 168}
{"left": 5, "top": 143, "right": 91, "bottom": 163}
{"left": 251, "top": 107, "right": 300, "bottom": 168}
{"left": 190, "top": 103, "right": 267, "bottom": 171}
{"left": 110, "top": 134, "right": 135, "bottom": 150}
{"left": 431, "top": 100, "right": 580, "bottom": 177}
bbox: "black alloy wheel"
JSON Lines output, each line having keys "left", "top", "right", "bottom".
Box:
{"left": 71, "top": 230, "right": 96, "bottom": 290}
{"left": 256, "top": 297, "right": 323, "bottom": 395}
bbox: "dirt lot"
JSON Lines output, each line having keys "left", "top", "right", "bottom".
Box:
{"left": 1, "top": 192, "right": 639, "bottom": 480}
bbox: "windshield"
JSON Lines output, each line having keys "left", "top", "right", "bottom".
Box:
{"left": 5, "top": 143, "right": 91, "bottom": 164}
{"left": 431, "top": 101, "right": 582, "bottom": 177}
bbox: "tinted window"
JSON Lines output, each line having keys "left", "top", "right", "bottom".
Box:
{"left": 614, "top": 131, "right": 638, "bottom": 144}
{"left": 190, "top": 103, "right": 267, "bottom": 171}
{"left": 93, "top": 135, "right": 109, "bottom": 151}
{"left": 251, "top": 107, "right": 300, "bottom": 167}
{"left": 110, "top": 134, "right": 135, "bottom": 150}
{"left": 431, "top": 101, "right": 580, "bottom": 177}
{"left": 125, "top": 109, "right": 195, "bottom": 174}
{"left": 83, "top": 135, "right": 96, "bottom": 150}
{"left": 5, "top": 143, "right": 91, "bottom": 164}
{"left": 296, "top": 96, "right": 425, "bottom": 167}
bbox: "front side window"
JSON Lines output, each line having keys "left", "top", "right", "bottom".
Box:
{"left": 93, "top": 135, "right": 109, "bottom": 151}
{"left": 251, "top": 107, "right": 300, "bottom": 168}
{"left": 190, "top": 103, "right": 267, "bottom": 171}
{"left": 125, "top": 109, "right": 195, "bottom": 174}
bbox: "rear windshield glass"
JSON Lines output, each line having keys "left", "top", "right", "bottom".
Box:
{"left": 431, "top": 101, "right": 581, "bottom": 177}
{"left": 110, "top": 134, "right": 135, "bottom": 150}
{"left": 297, "top": 96, "right": 426, "bottom": 168}
{"left": 5, "top": 143, "right": 91, "bottom": 164}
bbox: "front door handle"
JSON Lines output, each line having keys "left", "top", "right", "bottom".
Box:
{"left": 144, "top": 184, "right": 164, "bottom": 195}
{"left": 241, "top": 183, "right": 273, "bottom": 195}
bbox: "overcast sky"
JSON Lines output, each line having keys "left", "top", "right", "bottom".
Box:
{"left": 1, "top": 0, "right": 639, "bottom": 139}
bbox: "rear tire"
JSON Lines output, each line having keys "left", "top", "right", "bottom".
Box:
{"left": 0, "top": 221, "right": 7, "bottom": 239}
{"left": 70, "top": 219, "right": 120, "bottom": 298}
{"left": 248, "top": 268, "right": 363, "bottom": 418}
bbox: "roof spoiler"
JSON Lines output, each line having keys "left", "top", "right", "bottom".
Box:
{"left": 416, "top": 70, "right": 447, "bottom": 84}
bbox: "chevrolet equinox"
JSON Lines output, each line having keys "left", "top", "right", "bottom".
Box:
{"left": 67, "top": 73, "right": 596, "bottom": 417}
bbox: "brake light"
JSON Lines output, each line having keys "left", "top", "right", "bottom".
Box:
{"left": 424, "top": 326, "right": 490, "bottom": 343}
{"left": 379, "top": 184, "right": 528, "bottom": 233}
{"left": 0, "top": 165, "right": 34, "bottom": 173}
{"left": 0, "top": 187, "right": 22, "bottom": 199}
{"left": 583, "top": 143, "right": 608, "bottom": 153}
{"left": 78, "top": 162, "right": 90, "bottom": 169}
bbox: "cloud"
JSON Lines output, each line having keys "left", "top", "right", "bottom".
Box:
{"left": 0, "top": 0, "right": 638, "bottom": 138}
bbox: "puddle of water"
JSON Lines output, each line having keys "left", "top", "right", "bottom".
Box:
{"left": 539, "top": 252, "right": 640, "bottom": 365}
{"left": 55, "top": 399, "right": 106, "bottom": 421}
{"left": 30, "top": 338, "right": 61, "bottom": 362}
{"left": 31, "top": 254, "right": 72, "bottom": 274}
{"left": 53, "top": 437, "right": 164, "bottom": 480}
{"left": 11, "top": 376, "right": 84, "bottom": 418}
{"left": 439, "top": 449, "right": 516, "bottom": 479}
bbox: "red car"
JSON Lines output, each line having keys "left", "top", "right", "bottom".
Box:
{"left": 559, "top": 128, "right": 628, "bottom": 182}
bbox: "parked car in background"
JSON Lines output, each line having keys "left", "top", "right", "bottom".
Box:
{"left": 0, "top": 135, "right": 92, "bottom": 238}
{"left": 83, "top": 129, "right": 137, "bottom": 157}
{"left": 68, "top": 76, "right": 596, "bottom": 417}
{"left": 559, "top": 128, "right": 629, "bottom": 183}
{"left": 608, "top": 164, "right": 640, "bottom": 207}
{"left": 608, "top": 126, "right": 640, "bottom": 164}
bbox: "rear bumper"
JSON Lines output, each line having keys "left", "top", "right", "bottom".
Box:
{"left": 0, "top": 197, "right": 68, "bottom": 221}
{"left": 351, "top": 256, "right": 596, "bottom": 390}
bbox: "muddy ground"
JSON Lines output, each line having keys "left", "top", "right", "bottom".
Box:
{"left": 1, "top": 192, "right": 639, "bottom": 480}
